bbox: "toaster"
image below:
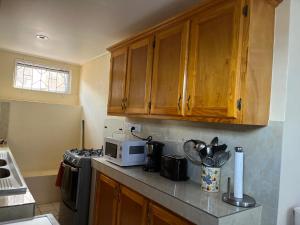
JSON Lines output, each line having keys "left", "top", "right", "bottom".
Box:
{"left": 160, "top": 155, "right": 188, "bottom": 181}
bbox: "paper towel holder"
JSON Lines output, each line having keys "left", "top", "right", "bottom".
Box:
{"left": 222, "top": 177, "right": 256, "bottom": 208}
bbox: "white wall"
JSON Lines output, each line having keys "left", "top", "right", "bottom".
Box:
{"left": 0, "top": 49, "right": 81, "bottom": 106}
{"left": 7, "top": 101, "right": 81, "bottom": 173}
{"left": 270, "top": 0, "right": 290, "bottom": 122}
{"left": 277, "top": 0, "right": 300, "bottom": 224}
{"left": 79, "top": 53, "right": 122, "bottom": 148}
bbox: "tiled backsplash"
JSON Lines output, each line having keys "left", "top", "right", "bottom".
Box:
{"left": 0, "top": 102, "right": 9, "bottom": 139}
{"left": 104, "top": 118, "right": 283, "bottom": 225}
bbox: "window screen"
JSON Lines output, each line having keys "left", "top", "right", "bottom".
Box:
{"left": 14, "top": 61, "right": 71, "bottom": 94}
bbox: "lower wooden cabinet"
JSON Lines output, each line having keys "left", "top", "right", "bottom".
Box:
{"left": 93, "top": 174, "right": 119, "bottom": 225}
{"left": 92, "top": 172, "right": 194, "bottom": 225}
{"left": 117, "top": 186, "right": 148, "bottom": 225}
{"left": 149, "top": 203, "right": 193, "bottom": 225}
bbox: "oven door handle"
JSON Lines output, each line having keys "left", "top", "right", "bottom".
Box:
{"left": 62, "top": 162, "right": 79, "bottom": 172}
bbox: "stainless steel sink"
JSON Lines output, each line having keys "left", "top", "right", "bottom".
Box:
{"left": 0, "top": 168, "right": 10, "bottom": 178}
{"left": 0, "top": 150, "right": 27, "bottom": 195}
{"left": 0, "top": 159, "right": 7, "bottom": 167}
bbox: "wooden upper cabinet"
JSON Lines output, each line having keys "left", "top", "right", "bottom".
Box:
{"left": 124, "top": 37, "right": 154, "bottom": 114}
{"left": 117, "top": 186, "right": 148, "bottom": 225}
{"left": 108, "top": 47, "right": 127, "bottom": 114}
{"left": 107, "top": 0, "right": 280, "bottom": 125}
{"left": 186, "top": 1, "right": 242, "bottom": 119}
{"left": 150, "top": 21, "right": 189, "bottom": 116}
{"left": 149, "top": 203, "right": 193, "bottom": 225}
{"left": 93, "top": 174, "right": 119, "bottom": 225}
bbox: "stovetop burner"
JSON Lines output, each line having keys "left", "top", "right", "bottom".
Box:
{"left": 69, "top": 148, "right": 103, "bottom": 157}
{"left": 64, "top": 148, "right": 103, "bottom": 167}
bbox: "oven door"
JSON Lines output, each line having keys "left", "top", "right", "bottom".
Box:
{"left": 61, "top": 162, "right": 79, "bottom": 211}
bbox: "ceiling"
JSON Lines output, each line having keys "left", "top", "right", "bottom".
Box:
{"left": 0, "top": 0, "right": 199, "bottom": 64}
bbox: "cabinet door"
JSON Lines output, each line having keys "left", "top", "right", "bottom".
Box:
{"left": 150, "top": 21, "right": 189, "bottom": 116}
{"left": 108, "top": 47, "right": 127, "bottom": 114}
{"left": 93, "top": 174, "right": 119, "bottom": 225}
{"left": 149, "top": 203, "right": 193, "bottom": 225}
{"left": 125, "top": 37, "right": 154, "bottom": 114}
{"left": 186, "top": 1, "right": 242, "bottom": 118}
{"left": 117, "top": 186, "right": 148, "bottom": 225}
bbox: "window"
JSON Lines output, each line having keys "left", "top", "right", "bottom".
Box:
{"left": 14, "top": 61, "right": 71, "bottom": 94}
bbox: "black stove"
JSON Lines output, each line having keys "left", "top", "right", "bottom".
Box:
{"left": 59, "top": 147, "right": 102, "bottom": 225}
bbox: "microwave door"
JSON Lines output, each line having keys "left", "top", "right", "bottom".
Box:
{"left": 105, "top": 142, "right": 118, "bottom": 158}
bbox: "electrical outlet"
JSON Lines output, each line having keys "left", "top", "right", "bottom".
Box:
{"left": 126, "top": 123, "right": 142, "bottom": 133}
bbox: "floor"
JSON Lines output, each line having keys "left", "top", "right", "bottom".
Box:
{"left": 35, "top": 202, "right": 60, "bottom": 220}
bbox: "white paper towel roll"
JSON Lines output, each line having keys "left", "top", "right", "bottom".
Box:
{"left": 234, "top": 147, "right": 244, "bottom": 199}
{"left": 295, "top": 207, "right": 300, "bottom": 225}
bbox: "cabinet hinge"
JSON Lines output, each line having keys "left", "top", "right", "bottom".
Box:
{"left": 152, "top": 40, "right": 156, "bottom": 49}
{"left": 242, "top": 4, "right": 249, "bottom": 17}
{"left": 237, "top": 98, "right": 242, "bottom": 111}
{"left": 148, "top": 101, "right": 152, "bottom": 110}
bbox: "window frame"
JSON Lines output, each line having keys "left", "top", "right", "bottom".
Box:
{"left": 13, "top": 60, "right": 72, "bottom": 95}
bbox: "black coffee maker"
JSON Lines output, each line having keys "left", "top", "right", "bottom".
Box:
{"left": 144, "top": 141, "right": 164, "bottom": 172}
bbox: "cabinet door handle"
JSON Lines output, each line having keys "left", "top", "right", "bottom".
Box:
{"left": 187, "top": 95, "right": 191, "bottom": 111}
{"left": 121, "top": 98, "right": 126, "bottom": 111}
{"left": 177, "top": 95, "right": 182, "bottom": 111}
{"left": 121, "top": 100, "right": 124, "bottom": 111}
{"left": 123, "top": 98, "right": 127, "bottom": 110}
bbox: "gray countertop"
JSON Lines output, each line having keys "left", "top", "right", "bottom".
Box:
{"left": 92, "top": 158, "right": 261, "bottom": 225}
{"left": 0, "top": 190, "right": 35, "bottom": 208}
{"left": 0, "top": 214, "right": 59, "bottom": 225}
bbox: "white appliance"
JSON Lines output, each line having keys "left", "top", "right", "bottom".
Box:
{"left": 104, "top": 137, "right": 146, "bottom": 166}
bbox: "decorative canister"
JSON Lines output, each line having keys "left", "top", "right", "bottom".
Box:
{"left": 201, "top": 165, "right": 221, "bottom": 192}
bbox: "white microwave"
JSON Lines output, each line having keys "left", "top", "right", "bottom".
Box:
{"left": 104, "top": 137, "right": 146, "bottom": 167}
